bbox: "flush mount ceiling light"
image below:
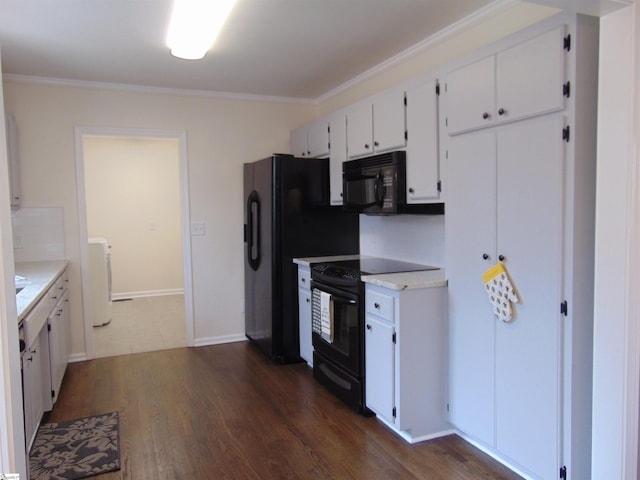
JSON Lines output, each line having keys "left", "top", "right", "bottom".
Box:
{"left": 166, "top": 0, "right": 236, "bottom": 60}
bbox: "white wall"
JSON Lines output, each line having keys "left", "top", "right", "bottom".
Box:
{"left": 592, "top": 5, "right": 639, "bottom": 478}
{"left": 84, "top": 135, "right": 183, "bottom": 297}
{"left": 2, "top": 81, "right": 315, "bottom": 355}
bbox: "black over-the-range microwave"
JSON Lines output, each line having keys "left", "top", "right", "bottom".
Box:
{"left": 342, "top": 151, "right": 444, "bottom": 215}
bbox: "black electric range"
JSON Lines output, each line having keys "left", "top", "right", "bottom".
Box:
{"left": 309, "top": 257, "right": 439, "bottom": 414}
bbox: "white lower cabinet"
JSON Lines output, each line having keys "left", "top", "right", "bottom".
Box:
{"left": 22, "top": 267, "right": 70, "bottom": 452}
{"left": 364, "top": 283, "right": 449, "bottom": 443}
{"left": 22, "top": 304, "right": 50, "bottom": 451}
{"left": 297, "top": 265, "right": 313, "bottom": 366}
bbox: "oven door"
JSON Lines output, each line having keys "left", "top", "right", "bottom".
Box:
{"left": 311, "top": 280, "right": 361, "bottom": 377}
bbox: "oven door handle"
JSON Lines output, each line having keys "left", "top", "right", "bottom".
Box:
{"left": 330, "top": 295, "right": 357, "bottom": 305}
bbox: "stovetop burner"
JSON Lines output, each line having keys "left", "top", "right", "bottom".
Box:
{"left": 324, "top": 257, "right": 438, "bottom": 275}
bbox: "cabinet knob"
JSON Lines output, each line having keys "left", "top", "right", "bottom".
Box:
{"left": 498, "top": 254, "right": 505, "bottom": 261}
{"left": 340, "top": 192, "right": 343, "bottom": 197}
{"left": 374, "top": 302, "right": 380, "bottom": 309}
{"left": 498, "top": 108, "right": 506, "bottom": 116}
{"left": 366, "top": 324, "right": 372, "bottom": 330}
{"left": 307, "top": 150, "right": 311, "bottom": 155}
{"left": 374, "top": 141, "right": 379, "bottom": 147}
{"left": 408, "top": 187, "right": 415, "bottom": 194}
{"left": 364, "top": 144, "right": 370, "bottom": 150}
{"left": 306, "top": 298, "right": 310, "bottom": 303}
{"left": 482, "top": 253, "right": 489, "bottom": 260}
{"left": 301, "top": 278, "right": 306, "bottom": 283}
{"left": 482, "top": 112, "right": 490, "bottom": 120}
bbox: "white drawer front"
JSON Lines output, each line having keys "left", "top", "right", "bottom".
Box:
{"left": 366, "top": 290, "right": 395, "bottom": 322}
{"left": 23, "top": 298, "right": 49, "bottom": 349}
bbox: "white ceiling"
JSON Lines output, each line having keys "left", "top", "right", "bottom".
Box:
{"left": 0, "top": 0, "right": 631, "bottom": 101}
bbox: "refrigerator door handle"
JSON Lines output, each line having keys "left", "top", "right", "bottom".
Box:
{"left": 247, "top": 190, "right": 261, "bottom": 271}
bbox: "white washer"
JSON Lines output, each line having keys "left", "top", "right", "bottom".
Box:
{"left": 88, "top": 237, "right": 112, "bottom": 327}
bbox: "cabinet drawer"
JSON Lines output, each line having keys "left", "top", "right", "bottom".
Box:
{"left": 298, "top": 267, "right": 310, "bottom": 290}
{"left": 23, "top": 297, "right": 49, "bottom": 349}
{"left": 48, "top": 272, "right": 68, "bottom": 307}
{"left": 366, "top": 290, "right": 395, "bottom": 321}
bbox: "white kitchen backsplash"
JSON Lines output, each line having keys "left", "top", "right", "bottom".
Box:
{"left": 11, "top": 207, "right": 66, "bottom": 262}
{"left": 359, "top": 214, "right": 445, "bottom": 266}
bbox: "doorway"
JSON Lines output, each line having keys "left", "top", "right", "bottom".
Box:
{"left": 75, "top": 127, "right": 194, "bottom": 359}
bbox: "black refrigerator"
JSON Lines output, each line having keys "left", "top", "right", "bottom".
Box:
{"left": 244, "top": 154, "right": 359, "bottom": 363}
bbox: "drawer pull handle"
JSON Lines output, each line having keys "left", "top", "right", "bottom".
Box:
{"left": 366, "top": 324, "right": 372, "bottom": 330}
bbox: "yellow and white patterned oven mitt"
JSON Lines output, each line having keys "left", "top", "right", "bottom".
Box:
{"left": 482, "top": 262, "right": 520, "bottom": 323}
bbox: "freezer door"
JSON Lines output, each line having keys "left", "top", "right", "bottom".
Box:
{"left": 243, "top": 159, "right": 274, "bottom": 355}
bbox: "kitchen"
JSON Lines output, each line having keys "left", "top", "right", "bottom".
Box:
{"left": 0, "top": 1, "right": 637, "bottom": 479}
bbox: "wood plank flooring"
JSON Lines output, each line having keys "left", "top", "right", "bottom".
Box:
{"left": 45, "top": 342, "right": 523, "bottom": 479}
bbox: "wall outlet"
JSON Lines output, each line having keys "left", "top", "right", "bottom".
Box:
{"left": 191, "top": 222, "right": 206, "bottom": 236}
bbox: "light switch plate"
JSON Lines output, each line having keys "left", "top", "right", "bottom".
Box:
{"left": 191, "top": 222, "right": 206, "bottom": 236}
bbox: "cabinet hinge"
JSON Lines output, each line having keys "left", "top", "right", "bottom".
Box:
{"left": 564, "top": 34, "right": 571, "bottom": 51}
{"left": 328, "top": 142, "right": 331, "bottom": 151}
{"left": 445, "top": 117, "right": 448, "bottom": 127}
{"left": 404, "top": 130, "right": 408, "bottom": 141}
{"left": 562, "top": 126, "right": 570, "bottom": 142}
{"left": 560, "top": 465, "right": 567, "bottom": 479}
{"left": 561, "top": 301, "right": 568, "bottom": 317}
{"left": 392, "top": 332, "right": 396, "bottom": 344}
{"left": 392, "top": 407, "right": 397, "bottom": 418}
{"left": 437, "top": 180, "right": 442, "bottom": 193}
{"left": 51, "top": 389, "right": 55, "bottom": 399}
{"left": 47, "top": 323, "right": 51, "bottom": 332}
{"left": 404, "top": 95, "right": 407, "bottom": 106}
{"left": 435, "top": 83, "right": 440, "bottom": 96}
{"left": 563, "top": 81, "right": 571, "bottom": 98}
{"left": 446, "top": 403, "right": 450, "bottom": 412}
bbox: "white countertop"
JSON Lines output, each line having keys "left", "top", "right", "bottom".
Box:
{"left": 15, "top": 260, "right": 68, "bottom": 322}
{"left": 362, "top": 269, "right": 447, "bottom": 291}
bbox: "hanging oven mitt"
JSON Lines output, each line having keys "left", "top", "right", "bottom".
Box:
{"left": 482, "top": 262, "right": 520, "bottom": 323}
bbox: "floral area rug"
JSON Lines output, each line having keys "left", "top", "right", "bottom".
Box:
{"left": 29, "top": 412, "right": 120, "bottom": 480}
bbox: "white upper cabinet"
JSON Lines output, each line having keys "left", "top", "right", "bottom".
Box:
{"left": 307, "top": 118, "right": 330, "bottom": 158}
{"left": 405, "top": 80, "right": 440, "bottom": 203}
{"left": 290, "top": 118, "right": 330, "bottom": 158}
{"left": 445, "top": 57, "right": 496, "bottom": 135}
{"left": 328, "top": 114, "right": 347, "bottom": 205}
{"left": 445, "top": 25, "right": 567, "bottom": 136}
{"left": 5, "top": 113, "right": 21, "bottom": 208}
{"left": 347, "top": 90, "right": 406, "bottom": 159}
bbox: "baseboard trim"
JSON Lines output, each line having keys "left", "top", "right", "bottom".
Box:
{"left": 454, "top": 430, "right": 534, "bottom": 480}
{"left": 67, "top": 353, "right": 88, "bottom": 363}
{"left": 193, "top": 334, "right": 247, "bottom": 347}
{"left": 112, "top": 288, "right": 184, "bottom": 300}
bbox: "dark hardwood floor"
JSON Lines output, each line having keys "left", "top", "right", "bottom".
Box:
{"left": 45, "top": 342, "right": 522, "bottom": 479}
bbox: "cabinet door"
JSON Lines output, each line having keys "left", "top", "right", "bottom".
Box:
{"left": 365, "top": 315, "right": 395, "bottom": 423}
{"left": 496, "top": 26, "right": 566, "bottom": 125}
{"left": 48, "top": 292, "right": 69, "bottom": 404}
{"left": 494, "top": 115, "right": 564, "bottom": 480}
{"left": 347, "top": 103, "right": 374, "bottom": 159}
{"left": 446, "top": 128, "right": 497, "bottom": 446}
{"left": 373, "top": 90, "right": 406, "bottom": 153}
{"left": 298, "top": 287, "right": 313, "bottom": 366}
{"left": 328, "top": 115, "right": 347, "bottom": 205}
{"left": 5, "top": 113, "right": 21, "bottom": 208}
{"left": 290, "top": 125, "right": 308, "bottom": 157}
{"left": 406, "top": 80, "right": 440, "bottom": 202}
{"left": 307, "top": 119, "right": 330, "bottom": 158}
{"left": 445, "top": 56, "right": 495, "bottom": 135}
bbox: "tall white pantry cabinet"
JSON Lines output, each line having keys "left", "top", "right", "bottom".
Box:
{"left": 443, "top": 13, "right": 598, "bottom": 480}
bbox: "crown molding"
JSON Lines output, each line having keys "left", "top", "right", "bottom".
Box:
{"left": 315, "top": 0, "right": 520, "bottom": 104}
{"left": 2, "top": 73, "right": 315, "bottom": 105}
